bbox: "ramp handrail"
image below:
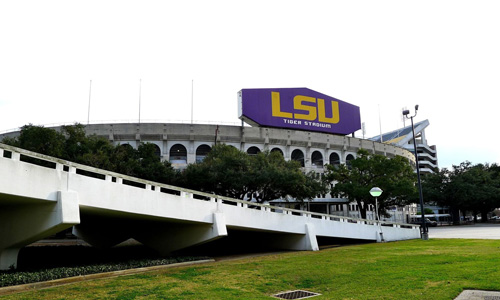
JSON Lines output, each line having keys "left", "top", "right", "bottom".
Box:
{"left": 0, "top": 143, "right": 419, "bottom": 230}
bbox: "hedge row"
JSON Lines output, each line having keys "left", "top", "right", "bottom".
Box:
{"left": 0, "top": 256, "right": 208, "bottom": 287}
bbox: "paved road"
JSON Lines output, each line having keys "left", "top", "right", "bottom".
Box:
{"left": 428, "top": 223, "right": 500, "bottom": 239}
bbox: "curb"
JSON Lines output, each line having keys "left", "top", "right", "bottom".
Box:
{"left": 0, "top": 259, "right": 215, "bottom": 296}
{"left": 454, "top": 289, "right": 500, "bottom": 300}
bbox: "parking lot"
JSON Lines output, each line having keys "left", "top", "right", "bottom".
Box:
{"left": 428, "top": 223, "right": 500, "bottom": 239}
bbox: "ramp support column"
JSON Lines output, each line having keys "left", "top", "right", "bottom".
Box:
{"left": 135, "top": 212, "right": 228, "bottom": 255}
{"left": 305, "top": 223, "right": 319, "bottom": 251}
{"left": 269, "top": 223, "right": 319, "bottom": 251}
{"left": 0, "top": 191, "right": 80, "bottom": 270}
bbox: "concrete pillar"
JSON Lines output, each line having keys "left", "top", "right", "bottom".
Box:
{"left": 134, "top": 212, "right": 228, "bottom": 255}
{"left": 376, "top": 228, "right": 385, "bottom": 242}
{"left": 187, "top": 140, "right": 195, "bottom": 164}
{"left": 305, "top": 147, "right": 311, "bottom": 171}
{"left": 0, "top": 248, "right": 20, "bottom": 271}
{"left": 0, "top": 191, "right": 80, "bottom": 270}
{"left": 305, "top": 223, "right": 319, "bottom": 251}
{"left": 181, "top": 191, "right": 193, "bottom": 199}
{"left": 161, "top": 140, "right": 168, "bottom": 162}
{"left": 11, "top": 152, "right": 20, "bottom": 161}
{"left": 268, "top": 223, "right": 319, "bottom": 251}
{"left": 285, "top": 145, "right": 291, "bottom": 161}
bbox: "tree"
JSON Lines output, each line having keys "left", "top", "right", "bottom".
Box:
{"left": 181, "top": 144, "right": 325, "bottom": 202}
{"left": 247, "top": 151, "right": 326, "bottom": 202}
{"left": 2, "top": 123, "right": 178, "bottom": 185}
{"left": 61, "top": 124, "right": 90, "bottom": 162}
{"left": 181, "top": 144, "right": 251, "bottom": 199}
{"left": 420, "top": 169, "right": 449, "bottom": 207}
{"left": 5, "top": 124, "right": 66, "bottom": 158}
{"left": 422, "top": 162, "right": 500, "bottom": 224}
{"left": 78, "top": 135, "right": 116, "bottom": 171}
{"left": 133, "top": 143, "right": 177, "bottom": 184}
{"left": 450, "top": 163, "right": 500, "bottom": 222}
{"left": 323, "top": 149, "right": 417, "bottom": 219}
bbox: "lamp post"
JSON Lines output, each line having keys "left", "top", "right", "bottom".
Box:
{"left": 402, "top": 105, "right": 428, "bottom": 240}
{"left": 369, "top": 187, "right": 384, "bottom": 242}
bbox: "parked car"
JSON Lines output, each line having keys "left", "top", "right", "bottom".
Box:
{"left": 410, "top": 218, "right": 438, "bottom": 227}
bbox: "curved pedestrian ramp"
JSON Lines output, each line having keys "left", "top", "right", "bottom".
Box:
{"left": 0, "top": 143, "right": 421, "bottom": 270}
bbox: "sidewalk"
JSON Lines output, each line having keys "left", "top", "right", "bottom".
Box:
{"left": 455, "top": 290, "right": 500, "bottom": 300}
{"left": 428, "top": 223, "right": 500, "bottom": 239}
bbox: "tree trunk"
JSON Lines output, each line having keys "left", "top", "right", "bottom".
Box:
{"left": 481, "top": 210, "right": 488, "bottom": 223}
{"left": 451, "top": 206, "right": 460, "bottom": 225}
{"left": 357, "top": 201, "right": 367, "bottom": 219}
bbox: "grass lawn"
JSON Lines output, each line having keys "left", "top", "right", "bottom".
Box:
{"left": 2, "top": 239, "right": 500, "bottom": 300}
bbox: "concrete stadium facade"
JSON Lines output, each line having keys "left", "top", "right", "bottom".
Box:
{"left": 37, "top": 123, "right": 416, "bottom": 171}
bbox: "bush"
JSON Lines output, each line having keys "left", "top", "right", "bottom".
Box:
{"left": 0, "top": 256, "right": 208, "bottom": 287}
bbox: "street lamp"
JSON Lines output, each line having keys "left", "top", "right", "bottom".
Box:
{"left": 402, "top": 105, "right": 429, "bottom": 240}
{"left": 369, "top": 187, "right": 384, "bottom": 242}
{"left": 369, "top": 187, "right": 382, "bottom": 220}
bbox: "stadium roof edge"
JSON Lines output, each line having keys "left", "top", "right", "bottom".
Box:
{"left": 369, "top": 119, "right": 429, "bottom": 147}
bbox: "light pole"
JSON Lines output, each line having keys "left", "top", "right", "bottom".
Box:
{"left": 402, "top": 105, "right": 428, "bottom": 240}
{"left": 369, "top": 187, "right": 384, "bottom": 242}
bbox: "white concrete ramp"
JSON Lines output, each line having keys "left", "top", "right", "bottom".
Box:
{"left": 0, "top": 144, "right": 421, "bottom": 270}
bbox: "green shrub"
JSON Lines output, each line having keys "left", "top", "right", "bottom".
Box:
{"left": 0, "top": 257, "right": 207, "bottom": 287}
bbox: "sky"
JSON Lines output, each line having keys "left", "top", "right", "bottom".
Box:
{"left": 1, "top": 1, "right": 499, "bottom": 169}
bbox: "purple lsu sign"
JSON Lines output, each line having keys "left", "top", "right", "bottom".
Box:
{"left": 238, "top": 88, "right": 361, "bottom": 135}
